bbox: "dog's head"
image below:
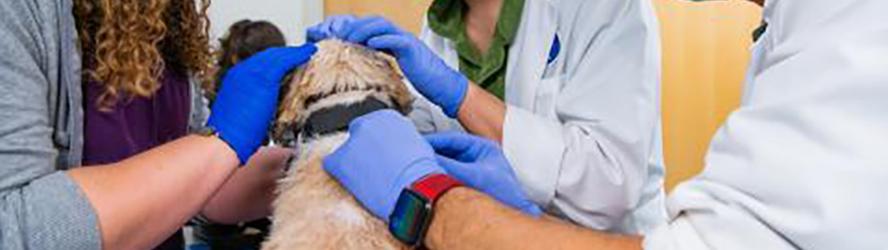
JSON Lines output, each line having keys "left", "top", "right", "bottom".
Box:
{"left": 272, "top": 39, "right": 414, "bottom": 143}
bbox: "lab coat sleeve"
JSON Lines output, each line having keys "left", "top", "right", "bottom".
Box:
{"left": 502, "top": 0, "right": 661, "bottom": 230}
{"left": 642, "top": 182, "right": 800, "bottom": 250}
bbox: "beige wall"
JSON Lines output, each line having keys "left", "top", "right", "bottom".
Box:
{"left": 324, "top": 0, "right": 763, "bottom": 191}
{"left": 325, "top": 0, "right": 433, "bottom": 34}
{"left": 655, "top": 0, "right": 761, "bottom": 191}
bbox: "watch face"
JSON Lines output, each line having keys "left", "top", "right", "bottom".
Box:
{"left": 389, "top": 189, "right": 432, "bottom": 246}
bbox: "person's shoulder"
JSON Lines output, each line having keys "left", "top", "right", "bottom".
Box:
{"left": 0, "top": 0, "right": 62, "bottom": 20}
{"left": 0, "top": 0, "right": 64, "bottom": 42}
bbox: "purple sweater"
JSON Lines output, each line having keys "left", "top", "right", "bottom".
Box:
{"left": 82, "top": 68, "right": 191, "bottom": 249}
{"left": 82, "top": 68, "right": 191, "bottom": 165}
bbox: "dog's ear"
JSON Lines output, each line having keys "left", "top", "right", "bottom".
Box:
{"left": 376, "top": 51, "right": 414, "bottom": 116}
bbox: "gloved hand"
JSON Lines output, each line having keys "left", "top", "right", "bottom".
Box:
{"left": 306, "top": 15, "right": 357, "bottom": 42}
{"left": 323, "top": 110, "right": 445, "bottom": 221}
{"left": 208, "top": 45, "right": 317, "bottom": 165}
{"left": 335, "top": 16, "right": 468, "bottom": 118}
{"left": 426, "top": 132, "right": 543, "bottom": 217}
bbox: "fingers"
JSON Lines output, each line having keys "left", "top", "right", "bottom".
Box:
{"left": 273, "top": 44, "right": 319, "bottom": 70}
{"left": 425, "top": 132, "right": 489, "bottom": 160}
{"left": 425, "top": 132, "right": 473, "bottom": 158}
{"left": 322, "top": 148, "right": 343, "bottom": 175}
{"left": 330, "top": 15, "right": 358, "bottom": 38}
{"left": 306, "top": 28, "right": 328, "bottom": 43}
{"left": 306, "top": 23, "right": 330, "bottom": 42}
{"left": 366, "top": 34, "right": 414, "bottom": 57}
{"left": 309, "top": 16, "right": 411, "bottom": 48}
{"left": 435, "top": 153, "right": 542, "bottom": 217}
{"left": 344, "top": 16, "right": 403, "bottom": 44}
{"left": 249, "top": 44, "right": 318, "bottom": 81}
{"left": 307, "top": 15, "right": 356, "bottom": 42}
{"left": 434, "top": 155, "right": 479, "bottom": 185}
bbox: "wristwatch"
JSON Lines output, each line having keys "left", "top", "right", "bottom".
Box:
{"left": 388, "top": 173, "right": 463, "bottom": 247}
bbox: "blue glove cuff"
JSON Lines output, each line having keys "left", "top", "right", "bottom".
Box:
{"left": 206, "top": 117, "right": 263, "bottom": 165}
{"left": 381, "top": 158, "right": 444, "bottom": 222}
{"left": 217, "top": 128, "right": 258, "bottom": 165}
{"left": 442, "top": 74, "right": 469, "bottom": 118}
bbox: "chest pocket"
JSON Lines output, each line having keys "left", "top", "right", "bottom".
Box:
{"left": 534, "top": 35, "right": 564, "bottom": 118}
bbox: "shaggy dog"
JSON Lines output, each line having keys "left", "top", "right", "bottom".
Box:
{"left": 261, "top": 40, "right": 412, "bottom": 250}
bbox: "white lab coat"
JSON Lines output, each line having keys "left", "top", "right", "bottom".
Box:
{"left": 644, "top": 0, "right": 888, "bottom": 249}
{"left": 408, "top": 0, "right": 667, "bottom": 234}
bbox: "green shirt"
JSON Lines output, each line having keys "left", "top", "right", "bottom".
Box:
{"left": 427, "top": 0, "right": 525, "bottom": 100}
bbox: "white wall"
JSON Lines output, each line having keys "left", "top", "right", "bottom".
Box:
{"left": 207, "top": 0, "right": 324, "bottom": 45}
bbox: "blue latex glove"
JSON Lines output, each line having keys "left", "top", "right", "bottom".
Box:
{"left": 306, "top": 15, "right": 357, "bottom": 42}
{"left": 208, "top": 45, "right": 317, "bottom": 165}
{"left": 323, "top": 110, "right": 445, "bottom": 221}
{"left": 336, "top": 16, "right": 468, "bottom": 118}
{"left": 426, "top": 132, "right": 543, "bottom": 217}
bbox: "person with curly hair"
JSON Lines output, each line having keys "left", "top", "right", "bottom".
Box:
{"left": 0, "top": 0, "right": 316, "bottom": 249}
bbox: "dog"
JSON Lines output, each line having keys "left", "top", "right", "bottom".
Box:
{"left": 261, "top": 39, "right": 413, "bottom": 250}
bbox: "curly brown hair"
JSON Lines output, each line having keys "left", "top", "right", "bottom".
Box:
{"left": 74, "top": 0, "right": 213, "bottom": 109}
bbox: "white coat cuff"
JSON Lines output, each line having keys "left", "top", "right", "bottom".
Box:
{"left": 642, "top": 217, "right": 708, "bottom": 250}
{"left": 502, "top": 106, "right": 565, "bottom": 206}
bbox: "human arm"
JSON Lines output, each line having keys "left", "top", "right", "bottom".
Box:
{"left": 0, "top": 40, "right": 240, "bottom": 249}
{"left": 323, "top": 111, "right": 540, "bottom": 219}
{"left": 423, "top": 133, "right": 640, "bottom": 249}
{"left": 0, "top": 9, "right": 315, "bottom": 247}
{"left": 72, "top": 45, "right": 315, "bottom": 249}
{"left": 426, "top": 187, "right": 642, "bottom": 250}
{"left": 187, "top": 71, "right": 290, "bottom": 224}
{"left": 200, "top": 146, "right": 291, "bottom": 224}
{"left": 68, "top": 135, "right": 237, "bottom": 249}
{"left": 455, "top": 83, "right": 506, "bottom": 141}
{"left": 321, "top": 113, "right": 638, "bottom": 249}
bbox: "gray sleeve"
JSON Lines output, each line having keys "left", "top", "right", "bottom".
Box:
{"left": 1, "top": 173, "right": 101, "bottom": 250}
{"left": 188, "top": 77, "right": 211, "bottom": 132}
{"left": 0, "top": 0, "right": 101, "bottom": 249}
{"left": 403, "top": 80, "right": 464, "bottom": 134}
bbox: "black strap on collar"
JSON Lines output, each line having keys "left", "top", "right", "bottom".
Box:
{"left": 298, "top": 97, "right": 390, "bottom": 139}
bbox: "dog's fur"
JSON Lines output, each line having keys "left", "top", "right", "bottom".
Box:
{"left": 261, "top": 40, "right": 412, "bottom": 250}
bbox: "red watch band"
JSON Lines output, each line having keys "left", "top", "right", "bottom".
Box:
{"left": 411, "top": 174, "right": 463, "bottom": 203}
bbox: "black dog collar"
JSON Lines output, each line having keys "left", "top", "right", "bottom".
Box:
{"left": 298, "top": 97, "right": 391, "bottom": 139}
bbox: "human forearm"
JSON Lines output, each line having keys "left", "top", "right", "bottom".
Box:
{"left": 201, "top": 146, "right": 291, "bottom": 224}
{"left": 426, "top": 187, "right": 642, "bottom": 250}
{"left": 68, "top": 135, "right": 239, "bottom": 250}
{"left": 457, "top": 83, "right": 506, "bottom": 143}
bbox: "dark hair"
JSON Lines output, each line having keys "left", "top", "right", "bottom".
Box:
{"left": 211, "top": 20, "right": 286, "bottom": 100}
